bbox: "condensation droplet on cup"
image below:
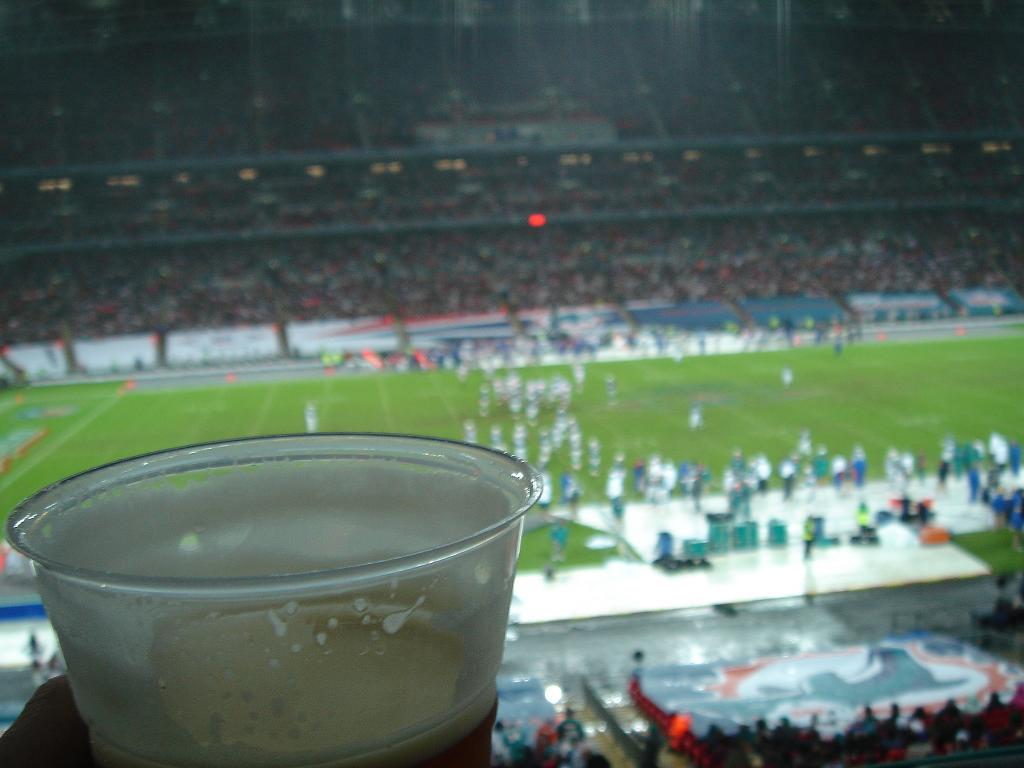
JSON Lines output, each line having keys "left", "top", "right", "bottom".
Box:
{"left": 474, "top": 563, "right": 492, "bottom": 585}
{"left": 290, "top": 643, "right": 302, "bottom": 653}
{"left": 361, "top": 615, "right": 372, "bottom": 625}
{"left": 353, "top": 597, "right": 368, "bottom": 613}
{"left": 382, "top": 595, "right": 425, "bottom": 635}
{"left": 267, "top": 609, "right": 287, "bottom": 638}
{"left": 327, "top": 617, "right": 338, "bottom": 629}
{"left": 284, "top": 601, "right": 298, "bottom": 616}
{"left": 315, "top": 632, "right": 327, "bottom": 647}
{"left": 268, "top": 658, "right": 280, "bottom": 669}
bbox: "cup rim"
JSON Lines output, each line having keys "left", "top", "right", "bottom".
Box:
{"left": 5, "top": 433, "right": 543, "bottom": 594}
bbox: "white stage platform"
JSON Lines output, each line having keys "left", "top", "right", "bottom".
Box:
{"left": 511, "top": 473, "right": 995, "bottom": 625}
{"left": 511, "top": 543, "right": 989, "bottom": 625}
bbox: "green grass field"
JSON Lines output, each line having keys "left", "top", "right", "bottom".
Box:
{"left": 517, "top": 522, "right": 620, "bottom": 572}
{"left": 953, "top": 530, "right": 1024, "bottom": 576}
{"left": 2, "top": 334, "right": 1023, "bottom": 571}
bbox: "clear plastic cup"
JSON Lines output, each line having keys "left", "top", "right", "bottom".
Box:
{"left": 5, "top": 434, "right": 541, "bottom": 768}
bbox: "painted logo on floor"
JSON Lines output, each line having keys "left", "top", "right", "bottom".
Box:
{"left": 0, "top": 428, "right": 48, "bottom": 472}
{"left": 639, "top": 634, "right": 1023, "bottom": 735}
{"left": 18, "top": 405, "right": 78, "bottom": 420}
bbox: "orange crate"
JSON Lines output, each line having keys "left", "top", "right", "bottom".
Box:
{"left": 919, "top": 526, "right": 950, "bottom": 545}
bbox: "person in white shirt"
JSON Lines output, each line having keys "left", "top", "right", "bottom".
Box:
{"left": 662, "top": 459, "right": 678, "bottom": 499}
{"left": 605, "top": 374, "right": 617, "bottom": 403}
{"left": 463, "top": 419, "right": 477, "bottom": 444}
{"left": 885, "top": 448, "right": 900, "bottom": 489}
{"left": 588, "top": 437, "right": 601, "bottom": 477}
{"left": 755, "top": 454, "right": 772, "bottom": 494}
{"left": 832, "top": 454, "right": 848, "bottom": 494}
{"left": 490, "top": 424, "right": 505, "bottom": 453}
{"left": 606, "top": 465, "right": 626, "bottom": 524}
{"left": 646, "top": 455, "right": 664, "bottom": 503}
{"left": 304, "top": 402, "right": 318, "bottom": 433}
{"left": 538, "top": 469, "right": 553, "bottom": 512}
{"left": 780, "top": 455, "right": 797, "bottom": 501}
{"left": 798, "top": 429, "right": 812, "bottom": 458}
{"left": 689, "top": 403, "right": 703, "bottom": 431}
{"left": 991, "top": 432, "right": 1010, "bottom": 474}
{"left": 573, "top": 362, "right": 585, "bottom": 393}
{"left": 781, "top": 366, "right": 794, "bottom": 389}
{"left": 901, "top": 451, "right": 915, "bottom": 485}
{"left": 939, "top": 435, "right": 955, "bottom": 489}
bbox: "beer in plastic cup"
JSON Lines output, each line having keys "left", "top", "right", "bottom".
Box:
{"left": 6, "top": 434, "right": 541, "bottom": 767}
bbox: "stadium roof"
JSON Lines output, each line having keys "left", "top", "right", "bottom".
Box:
{"left": 4, "top": 0, "right": 1024, "bottom": 54}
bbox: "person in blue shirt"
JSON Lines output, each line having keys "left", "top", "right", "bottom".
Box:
{"left": 561, "top": 472, "right": 580, "bottom": 517}
{"left": 1011, "top": 440, "right": 1022, "bottom": 478}
{"left": 852, "top": 445, "right": 867, "bottom": 489}
{"left": 968, "top": 463, "right": 981, "bottom": 504}
{"left": 550, "top": 519, "right": 569, "bottom": 563}
{"left": 1011, "top": 491, "right": 1024, "bottom": 552}
{"left": 992, "top": 488, "right": 1009, "bottom": 527}
{"left": 632, "top": 458, "right": 645, "bottom": 495}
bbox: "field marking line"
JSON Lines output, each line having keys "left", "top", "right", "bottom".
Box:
{"left": 935, "top": 376, "right": 1024, "bottom": 414}
{"left": 253, "top": 382, "right": 279, "bottom": 435}
{"left": 427, "top": 374, "right": 460, "bottom": 422}
{"left": 374, "top": 376, "right": 396, "bottom": 431}
{"left": 184, "top": 386, "right": 232, "bottom": 444}
{"left": 0, "top": 397, "right": 120, "bottom": 489}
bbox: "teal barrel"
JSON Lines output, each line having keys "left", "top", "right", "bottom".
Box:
{"left": 768, "top": 519, "right": 788, "bottom": 546}
{"left": 708, "top": 523, "right": 730, "bottom": 553}
{"left": 747, "top": 521, "right": 760, "bottom": 548}
{"left": 683, "top": 538, "right": 707, "bottom": 559}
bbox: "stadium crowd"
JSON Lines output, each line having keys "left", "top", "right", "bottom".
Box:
{"left": 632, "top": 675, "right": 1024, "bottom": 768}
{"left": 692, "top": 695, "right": 1024, "bottom": 767}
{"left": 3, "top": 143, "right": 1022, "bottom": 248}
{"left": 1, "top": 213, "right": 1018, "bottom": 345}
{"left": 491, "top": 709, "right": 609, "bottom": 768}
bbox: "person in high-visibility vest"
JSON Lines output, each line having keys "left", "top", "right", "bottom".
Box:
{"left": 803, "top": 515, "right": 816, "bottom": 560}
{"left": 857, "top": 501, "right": 873, "bottom": 536}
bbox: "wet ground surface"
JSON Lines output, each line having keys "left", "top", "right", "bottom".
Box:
{"left": 499, "top": 576, "right": 1002, "bottom": 692}
{"left": 0, "top": 575, "right": 1006, "bottom": 728}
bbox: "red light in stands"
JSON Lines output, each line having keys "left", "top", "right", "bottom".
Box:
{"left": 527, "top": 213, "right": 547, "bottom": 228}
